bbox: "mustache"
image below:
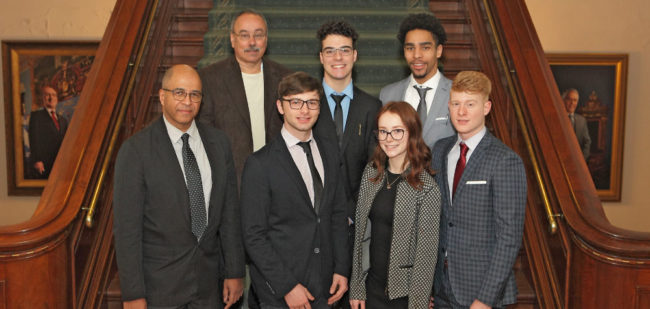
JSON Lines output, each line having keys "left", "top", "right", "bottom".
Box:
{"left": 244, "top": 46, "right": 261, "bottom": 52}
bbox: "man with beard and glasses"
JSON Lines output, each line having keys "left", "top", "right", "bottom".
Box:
{"left": 379, "top": 13, "right": 455, "bottom": 150}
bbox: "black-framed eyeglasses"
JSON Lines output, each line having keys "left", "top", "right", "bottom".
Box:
{"left": 375, "top": 129, "right": 406, "bottom": 141}
{"left": 232, "top": 31, "right": 267, "bottom": 41}
{"left": 162, "top": 88, "right": 203, "bottom": 103}
{"left": 281, "top": 98, "right": 320, "bottom": 110}
{"left": 321, "top": 47, "right": 353, "bottom": 57}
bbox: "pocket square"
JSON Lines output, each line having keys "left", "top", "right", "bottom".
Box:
{"left": 466, "top": 180, "right": 487, "bottom": 185}
{"left": 435, "top": 116, "right": 448, "bottom": 121}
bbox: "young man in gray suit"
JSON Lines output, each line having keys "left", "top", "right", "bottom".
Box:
{"left": 379, "top": 13, "right": 455, "bottom": 149}
{"left": 113, "top": 65, "right": 245, "bottom": 309}
{"left": 432, "top": 71, "right": 527, "bottom": 309}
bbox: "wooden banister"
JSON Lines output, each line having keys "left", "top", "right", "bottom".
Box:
{"left": 0, "top": 0, "right": 155, "bottom": 307}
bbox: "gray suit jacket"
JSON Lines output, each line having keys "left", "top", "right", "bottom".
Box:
{"left": 379, "top": 75, "right": 455, "bottom": 149}
{"left": 113, "top": 117, "right": 245, "bottom": 306}
{"left": 432, "top": 132, "right": 526, "bottom": 307}
{"left": 573, "top": 113, "right": 591, "bottom": 160}
{"left": 349, "top": 165, "right": 441, "bottom": 309}
{"left": 198, "top": 56, "right": 292, "bottom": 181}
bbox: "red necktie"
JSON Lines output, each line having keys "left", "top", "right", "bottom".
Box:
{"left": 50, "top": 111, "right": 60, "bottom": 131}
{"left": 452, "top": 142, "right": 469, "bottom": 197}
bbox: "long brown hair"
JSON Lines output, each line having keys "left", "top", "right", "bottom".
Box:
{"left": 370, "top": 101, "right": 433, "bottom": 189}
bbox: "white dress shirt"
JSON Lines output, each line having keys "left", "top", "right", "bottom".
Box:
{"left": 447, "top": 127, "right": 487, "bottom": 200}
{"left": 164, "top": 116, "right": 212, "bottom": 219}
{"left": 404, "top": 69, "right": 442, "bottom": 114}
{"left": 281, "top": 126, "right": 325, "bottom": 206}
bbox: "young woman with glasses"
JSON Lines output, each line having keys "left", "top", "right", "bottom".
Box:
{"left": 349, "top": 101, "right": 442, "bottom": 309}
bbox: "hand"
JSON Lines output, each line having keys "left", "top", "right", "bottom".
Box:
{"left": 349, "top": 299, "right": 365, "bottom": 309}
{"left": 34, "top": 161, "right": 45, "bottom": 174}
{"left": 223, "top": 278, "right": 244, "bottom": 309}
{"left": 429, "top": 296, "right": 434, "bottom": 309}
{"left": 327, "top": 273, "right": 348, "bottom": 305}
{"left": 470, "top": 299, "right": 491, "bottom": 309}
{"left": 284, "top": 284, "right": 314, "bottom": 309}
{"left": 123, "top": 298, "right": 146, "bottom": 309}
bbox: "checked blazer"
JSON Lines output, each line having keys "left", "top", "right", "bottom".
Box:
{"left": 349, "top": 164, "right": 441, "bottom": 309}
{"left": 431, "top": 131, "right": 527, "bottom": 307}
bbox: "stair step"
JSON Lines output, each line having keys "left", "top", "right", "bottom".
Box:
{"left": 174, "top": 8, "right": 209, "bottom": 32}
{"left": 177, "top": 0, "right": 213, "bottom": 10}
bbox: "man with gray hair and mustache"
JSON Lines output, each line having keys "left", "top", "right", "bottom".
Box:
{"left": 199, "top": 9, "right": 293, "bottom": 183}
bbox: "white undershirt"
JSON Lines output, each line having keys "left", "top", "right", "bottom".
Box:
{"left": 242, "top": 71, "right": 266, "bottom": 151}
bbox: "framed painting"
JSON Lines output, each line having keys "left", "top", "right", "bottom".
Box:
{"left": 3, "top": 41, "right": 99, "bottom": 195}
{"left": 547, "top": 53, "right": 628, "bottom": 201}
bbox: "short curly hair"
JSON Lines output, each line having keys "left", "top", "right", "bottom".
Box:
{"left": 397, "top": 13, "right": 447, "bottom": 46}
{"left": 317, "top": 20, "right": 359, "bottom": 49}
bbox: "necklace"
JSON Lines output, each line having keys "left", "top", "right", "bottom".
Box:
{"left": 385, "top": 172, "right": 402, "bottom": 189}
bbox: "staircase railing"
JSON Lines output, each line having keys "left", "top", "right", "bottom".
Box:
{"left": 0, "top": 0, "right": 169, "bottom": 307}
{"left": 467, "top": 0, "right": 650, "bottom": 308}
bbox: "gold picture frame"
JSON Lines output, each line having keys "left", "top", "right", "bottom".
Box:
{"left": 2, "top": 41, "right": 98, "bottom": 195}
{"left": 547, "top": 53, "right": 628, "bottom": 201}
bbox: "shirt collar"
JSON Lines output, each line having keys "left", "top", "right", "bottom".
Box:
{"left": 323, "top": 80, "right": 354, "bottom": 99}
{"left": 456, "top": 126, "right": 487, "bottom": 150}
{"left": 409, "top": 69, "right": 441, "bottom": 89}
{"left": 163, "top": 115, "right": 199, "bottom": 144}
{"left": 281, "top": 125, "right": 314, "bottom": 148}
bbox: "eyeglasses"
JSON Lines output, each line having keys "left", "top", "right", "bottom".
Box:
{"left": 233, "top": 31, "right": 267, "bottom": 41}
{"left": 321, "top": 47, "right": 353, "bottom": 57}
{"left": 162, "top": 88, "right": 203, "bottom": 103}
{"left": 281, "top": 98, "right": 320, "bottom": 110}
{"left": 376, "top": 129, "right": 406, "bottom": 141}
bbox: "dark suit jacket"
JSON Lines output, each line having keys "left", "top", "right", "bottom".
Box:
{"left": 240, "top": 131, "right": 350, "bottom": 307}
{"left": 432, "top": 131, "right": 526, "bottom": 307}
{"left": 198, "top": 56, "right": 293, "bottom": 181}
{"left": 573, "top": 113, "right": 591, "bottom": 160}
{"left": 113, "top": 117, "right": 245, "bottom": 306}
{"left": 313, "top": 86, "right": 381, "bottom": 218}
{"left": 28, "top": 108, "right": 69, "bottom": 178}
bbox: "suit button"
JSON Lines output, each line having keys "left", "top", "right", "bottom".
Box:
{"left": 449, "top": 222, "right": 454, "bottom": 227}
{"left": 314, "top": 248, "right": 320, "bottom": 254}
{"left": 317, "top": 218, "right": 321, "bottom": 224}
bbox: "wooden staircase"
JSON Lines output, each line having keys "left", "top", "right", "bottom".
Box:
{"left": 5, "top": 1, "right": 650, "bottom": 309}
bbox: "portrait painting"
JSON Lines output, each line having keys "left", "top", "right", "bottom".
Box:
{"left": 2, "top": 41, "right": 98, "bottom": 195}
{"left": 547, "top": 53, "right": 628, "bottom": 201}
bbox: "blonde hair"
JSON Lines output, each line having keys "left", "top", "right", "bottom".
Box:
{"left": 451, "top": 71, "right": 492, "bottom": 99}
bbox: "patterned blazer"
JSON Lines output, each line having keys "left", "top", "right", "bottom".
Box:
{"left": 349, "top": 164, "right": 441, "bottom": 309}
{"left": 432, "top": 131, "right": 527, "bottom": 307}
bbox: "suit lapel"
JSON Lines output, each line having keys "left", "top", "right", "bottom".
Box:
{"left": 263, "top": 58, "right": 280, "bottom": 130}
{"left": 226, "top": 57, "right": 252, "bottom": 129}
{"left": 153, "top": 118, "right": 192, "bottom": 227}
{"left": 440, "top": 138, "right": 454, "bottom": 208}
{"left": 197, "top": 124, "right": 222, "bottom": 229}
{"left": 453, "top": 132, "right": 493, "bottom": 201}
{"left": 341, "top": 89, "right": 363, "bottom": 152}
{"left": 422, "top": 76, "right": 451, "bottom": 138}
{"left": 273, "top": 136, "right": 314, "bottom": 212}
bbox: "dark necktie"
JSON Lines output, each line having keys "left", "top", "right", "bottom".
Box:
{"left": 569, "top": 114, "right": 575, "bottom": 129}
{"left": 414, "top": 85, "right": 432, "bottom": 123}
{"left": 297, "top": 141, "right": 323, "bottom": 214}
{"left": 181, "top": 133, "right": 207, "bottom": 240}
{"left": 452, "top": 142, "right": 469, "bottom": 198}
{"left": 50, "top": 111, "right": 60, "bottom": 131}
{"left": 331, "top": 94, "right": 345, "bottom": 147}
